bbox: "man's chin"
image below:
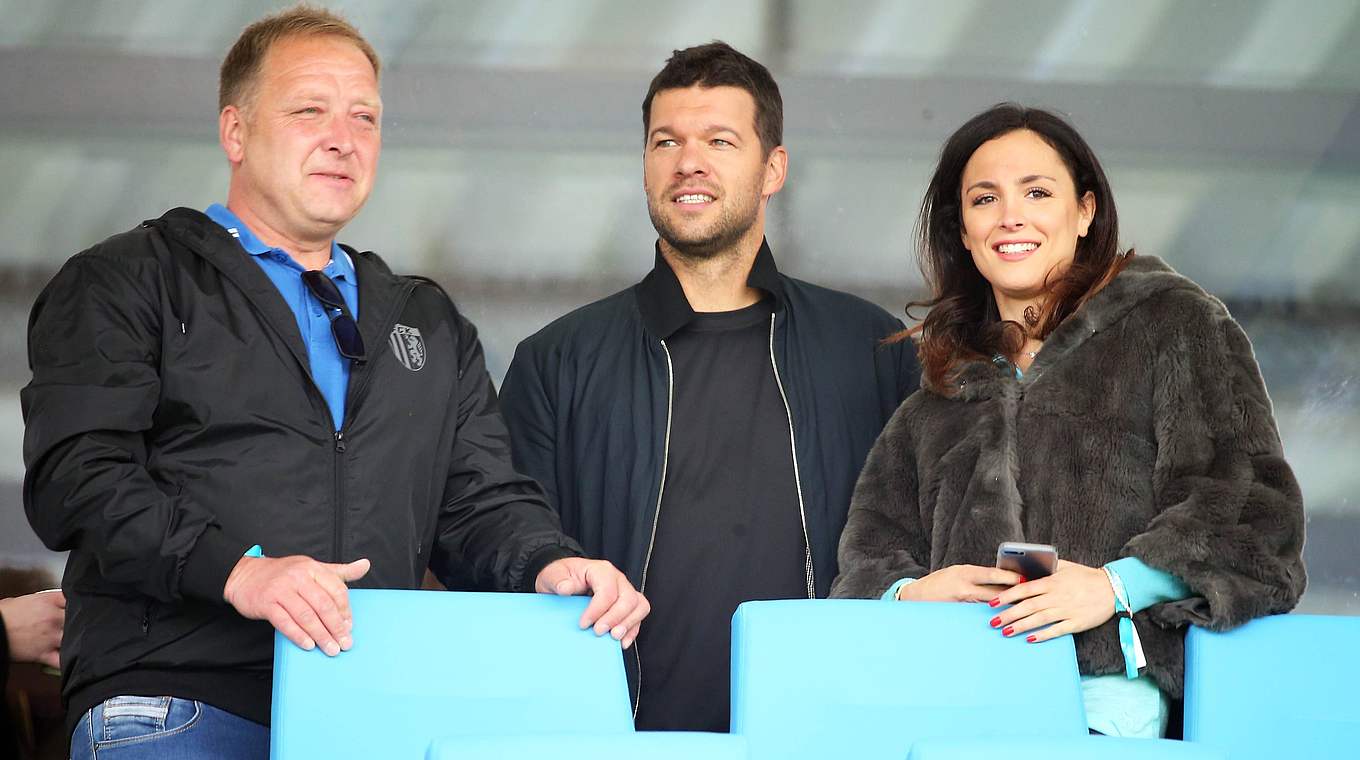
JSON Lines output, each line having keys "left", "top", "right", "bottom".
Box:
{"left": 653, "top": 218, "right": 744, "bottom": 259}
{"left": 302, "top": 201, "right": 365, "bottom": 231}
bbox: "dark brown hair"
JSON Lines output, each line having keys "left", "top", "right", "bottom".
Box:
{"left": 642, "top": 41, "right": 783, "bottom": 156}
{"left": 219, "top": 4, "right": 380, "bottom": 112}
{"left": 906, "top": 103, "right": 1132, "bottom": 391}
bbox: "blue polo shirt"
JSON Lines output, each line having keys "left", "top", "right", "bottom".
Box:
{"left": 205, "top": 204, "right": 359, "bottom": 431}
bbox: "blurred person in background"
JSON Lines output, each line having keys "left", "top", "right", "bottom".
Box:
{"left": 2, "top": 567, "right": 65, "bottom": 759}
{"left": 501, "top": 41, "right": 919, "bottom": 732}
{"left": 831, "top": 103, "right": 1305, "bottom": 737}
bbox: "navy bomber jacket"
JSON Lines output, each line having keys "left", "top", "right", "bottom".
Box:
{"left": 501, "top": 241, "right": 920, "bottom": 600}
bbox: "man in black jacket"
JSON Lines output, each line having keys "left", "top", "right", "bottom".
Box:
{"left": 21, "top": 8, "right": 646, "bottom": 758}
{"left": 500, "top": 42, "right": 919, "bottom": 732}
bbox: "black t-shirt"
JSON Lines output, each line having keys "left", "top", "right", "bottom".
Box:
{"left": 634, "top": 298, "right": 807, "bottom": 732}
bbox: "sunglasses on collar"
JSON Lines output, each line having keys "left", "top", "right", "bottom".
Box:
{"left": 302, "top": 269, "right": 365, "bottom": 362}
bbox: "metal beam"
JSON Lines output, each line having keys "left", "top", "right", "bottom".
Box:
{"left": 3, "top": 48, "right": 1357, "bottom": 166}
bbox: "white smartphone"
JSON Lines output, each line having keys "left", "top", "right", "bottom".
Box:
{"left": 996, "top": 541, "right": 1058, "bottom": 579}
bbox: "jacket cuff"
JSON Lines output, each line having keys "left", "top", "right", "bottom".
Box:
{"left": 179, "top": 526, "right": 253, "bottom": 603}
{"left": 520, "top": 544, "right": 582, "bottom": 594}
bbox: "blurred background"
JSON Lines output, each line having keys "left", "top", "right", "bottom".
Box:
{"left": 1, "top": 0, "right": 1356, "bottom": 614}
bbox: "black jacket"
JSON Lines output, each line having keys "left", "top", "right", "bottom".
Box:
{"left": 21, "top": 208, "right": 580, "bottom": 727}
{"left": 501, "top": 242, "right": 920, "bottom": 600}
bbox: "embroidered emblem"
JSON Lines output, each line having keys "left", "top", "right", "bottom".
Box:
{"left": 389, "top": 324, "right": 426, "bottom": 371}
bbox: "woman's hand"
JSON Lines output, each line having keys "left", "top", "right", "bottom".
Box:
{"left": 988, "top": 559, "right": 1115, "bottom": 642}
{"left": 897, "top": 564, "right": 1025, "bottom": 602}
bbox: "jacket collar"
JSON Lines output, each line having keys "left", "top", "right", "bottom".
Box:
{"left": 150, "top": 207, "right": 408, "bottom": 371}
{"left": 633, "top": 238, "right": 787, "bottom": 339}
{"left": 943, "top": 255, "right": 1199, "bottom": 400}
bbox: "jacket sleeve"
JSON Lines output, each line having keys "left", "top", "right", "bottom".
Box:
{"left": 829, "top": 402, "right": 931, "bottom": 598}
{"left": 21, "top": 247, "right": 249, "bottom": 604}
{"left": 499, "top": 338, "right": 562, "bottom": 511}
{"left": 428, "top": 313, "right": 582, "bottom": 594}
{"left": 1125, "top": 298, "right": 1306, "bottom": 631}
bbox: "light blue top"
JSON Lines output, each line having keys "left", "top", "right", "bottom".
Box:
{"left": 204, "top": 204, "right": 359, "bottom": 431}
{"left": 882, "top": 557, "right": 1190, "bottom": 737}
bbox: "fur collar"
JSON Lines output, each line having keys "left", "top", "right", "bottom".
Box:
{"left": 936, "top": 256, "right": 1210, "bottom": 400}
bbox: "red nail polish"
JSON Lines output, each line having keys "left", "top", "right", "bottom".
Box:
{"left": 990, "top": 616, "right": 1001, "bottom": 628}
{"left": 1026, "top": 635, "right": 1037, "bottom": 643}
{"left": 1003, "top": 626, "right": 1014, "bottom": 637}
{"left": 988, "top": 598, "right": 1000, "bottom": 608}
{"left": 1017, "top": 575, "right": 1027, "bottom": 584}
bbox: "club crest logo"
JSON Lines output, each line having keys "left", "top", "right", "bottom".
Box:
{"left": 389, "top": 324, "right": 426, "bottom": 371}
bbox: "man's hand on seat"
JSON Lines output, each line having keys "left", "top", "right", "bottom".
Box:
{"left": 535, "top": 558, "right": 650, "bottom": 650}
{"left": 224, "top": 555, "right": 370, "bottom": 656}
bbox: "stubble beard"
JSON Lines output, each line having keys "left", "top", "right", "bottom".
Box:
{"left": 648, "top": 182, "right": 762, "bottom": 262}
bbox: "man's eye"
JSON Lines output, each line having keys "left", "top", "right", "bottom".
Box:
{"left": 655, "top": 139, "right": 677, "bottom": 148}
{"left": 712, "top": 139, "right": 732, "bottom": 147}
{"left": 296, "top": 107, "right": 320, "bottom": 115}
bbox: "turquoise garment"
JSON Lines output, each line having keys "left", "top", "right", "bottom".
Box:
{"left": 881, "top": 577, "right": 915, "bottom": 600}
{"left": 204, "top": 204, "right": 358, "bottom": 431}
{"left": 1106, "top": 556, "right": 1190, "bottom": 613}
{"left": 1081, "top": 673, "right": 1169, "bottom": 737}
{"left": 1091, "top": 557, "right": 1191, "bottom": 737}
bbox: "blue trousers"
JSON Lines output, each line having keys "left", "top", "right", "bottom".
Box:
{"left": 70, "top": 696, "right": 267, "bottom": 760}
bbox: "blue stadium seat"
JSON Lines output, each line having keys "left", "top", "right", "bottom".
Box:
{"left": 1184, "top": 613, "right": 1360, "bottom": 759}
{"left": 908, "top": 736, "right": 1226, "bottom": 759}
{"left": 730, "top": 599, "right": 1087, "bottom": 760}
{"left": 270, "top": 589, "right": 633, "bottom": 760}
{"left": 425, "top": 732, "right": 747, "bottom": 759}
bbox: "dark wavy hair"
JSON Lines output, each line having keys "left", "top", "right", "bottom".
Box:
{"left": 905, "top": 103, "right": 1132, "bottom": 392}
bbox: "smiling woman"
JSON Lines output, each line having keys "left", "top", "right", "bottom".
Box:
{"left": 830, "top": 103, "right": 1306, "bottom": 738}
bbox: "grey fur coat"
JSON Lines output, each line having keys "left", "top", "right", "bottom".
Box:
{"left": 829, "top": 256, "right": 1306, "bottom": 697}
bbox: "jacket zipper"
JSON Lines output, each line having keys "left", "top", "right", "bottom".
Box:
{"left": 328, "top": 281, "right": 418, "bottom": 562}
{"left": 333, "top": 430, "right": 346, "bottom": 560}
{"left": 768, "top": 315, "right": 816, "bottom": 599}
{"left": 633, "top": 339, "right": 675, "bottom": 719}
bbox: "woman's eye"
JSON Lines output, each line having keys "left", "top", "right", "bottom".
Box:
{"left": 1026, "top": 187, "right": 1053, "bottom": 199}
{"left": 971, "top": 194, "right": 996, "bottom": 206}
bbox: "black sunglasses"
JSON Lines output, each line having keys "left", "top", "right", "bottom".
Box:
{"left": 302, "top": 270, "right": 365, "bottom": 361}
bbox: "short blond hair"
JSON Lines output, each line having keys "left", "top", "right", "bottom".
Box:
{"left": 218, "top": 4, "right": 380, "bottom": 112}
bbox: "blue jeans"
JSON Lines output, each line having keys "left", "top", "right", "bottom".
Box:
{"left": 70, "top": 696, "right": 268, "bottom": 760}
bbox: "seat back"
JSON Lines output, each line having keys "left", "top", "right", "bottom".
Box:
{"left": 270, "top": 589, "right": 633, "bottom": 760}
{"left": 730, "top": 599, "right": 1086, "bottom": 760}
{"left": 1184, "top": 613, "right": 1360, "bottom": 758}
{"left": 908, "top": 736, "right": 1227, "bottom": 759}
{"left": 425, "top": 732, "right": 748, "bottom": 759}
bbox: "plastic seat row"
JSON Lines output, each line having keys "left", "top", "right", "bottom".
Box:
{"left": 270, "top": 590, "right": 1358, "bottom": 759}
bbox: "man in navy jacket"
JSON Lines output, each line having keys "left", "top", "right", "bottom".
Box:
{"left": 500, "top": 42, "right": 919, "bottom": 733}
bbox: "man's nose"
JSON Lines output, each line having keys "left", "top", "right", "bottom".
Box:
{"left": 325, "top": 114, "right": 355, "bottom": 155}
{"left": 674, "top": 140, "right": 707, "bottom": 176}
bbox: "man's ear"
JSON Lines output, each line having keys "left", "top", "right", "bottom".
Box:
{"left": 220, "top": 105, "right": 246, "bottom": 165}
{"left": 762, "top": 145, "right": 788, "bottom": 199}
